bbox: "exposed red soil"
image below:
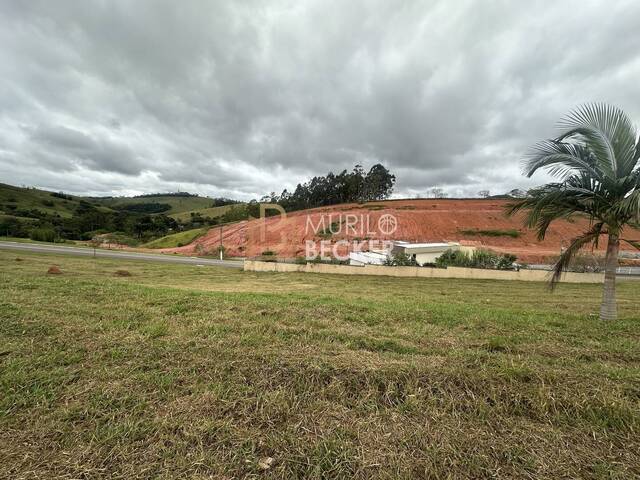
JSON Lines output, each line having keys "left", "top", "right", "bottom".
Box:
{"left": 162, "top": 199, "right": 640, "bottom": 263}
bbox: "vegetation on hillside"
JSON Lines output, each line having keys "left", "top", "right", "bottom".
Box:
{"left": 267, "top": 164, "right": 396, "bottom": 212}
{"left": 0, "top": 183, "right": 242, "bottom": 244}
{"left": 142, "top": 227, "right": 208, "bottom": 249}
{"left": 1, "top": 251, "right": 638, "bottom": 478}
{"left": 459, "top": 228, "right": 521, "bottom": 238}
{"left": 92, "top": 194, "right": 216, "bottom": 215}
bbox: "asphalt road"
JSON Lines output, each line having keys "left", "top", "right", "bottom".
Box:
{"left": 0, "top": 241, "right": 244, "bottom": 268}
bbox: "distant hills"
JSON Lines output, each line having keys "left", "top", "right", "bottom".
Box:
{"left": 0, "top": 183, "right": 237, "bottom": 243}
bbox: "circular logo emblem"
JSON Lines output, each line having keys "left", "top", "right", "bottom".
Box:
{"left": 378, "top": 214, "right": 397, "bottom": 235}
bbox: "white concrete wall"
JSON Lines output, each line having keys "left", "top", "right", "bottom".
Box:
{"left": 243, "top": 260, "right": 604, "bottom": 284}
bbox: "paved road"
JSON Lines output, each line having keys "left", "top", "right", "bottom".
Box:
{"left": 0, "top": 241, "right": 244, "bottom": 268}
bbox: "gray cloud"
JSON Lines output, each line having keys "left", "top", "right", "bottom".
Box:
{"left": 1, "top": 0, "right": 639, "bottom": 199}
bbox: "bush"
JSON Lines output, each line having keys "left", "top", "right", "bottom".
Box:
{"left": 30, "top": 227, "right": 56, "bottom": 242}
{"left": 119, "top": 203, "right": 172, "bottom": 214}
{"left": 435, "top": 249, "right": 517, "bottom": 270}
{"left": 459, "top": 229, "right": 520, "bottom": 238}
{"left": 51, "top": 192, "right": 72, "bottom": 200}
{"left": 384, "top": 252, "right": 417, "bottom": 266}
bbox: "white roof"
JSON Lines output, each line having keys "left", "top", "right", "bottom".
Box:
{"left": 395, "top": 242, "right": 453, "bottom": 248}
{"left": 349, "top": 251, "right": 387, "bottom": 260}
{"left": 349, "top": 251, "right": 388, "bottom": 264}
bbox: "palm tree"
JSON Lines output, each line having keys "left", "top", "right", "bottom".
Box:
{"left": 507, "top": 103, "right": 640, "bottom": 320}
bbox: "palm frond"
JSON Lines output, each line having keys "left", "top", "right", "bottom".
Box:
{"left": 612, "top": 188, "right": 640, "bottom": 223}
{"left": 557, "top": 103, "right": 638, "bottom": 178}
{"left": 550, "top": 222, "right": 605, "bottom": 288}
{"left": 523, "top": 141, "right": 601, "bottom": 180}
{"left": 506, "top": 183, "right": 590, "bottom": 240}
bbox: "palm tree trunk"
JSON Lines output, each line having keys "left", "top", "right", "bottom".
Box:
{"left": 599, "top": 233, "right": 619, "bottom": 321}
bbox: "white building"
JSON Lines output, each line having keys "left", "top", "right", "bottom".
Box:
{"left": 348, "top": 250, "right": 388, "bottom": 266}
{"left": 349, "top": 241, "right": 475, "bottom": 266}
{"left": 391, "top": 241, "right": 473, "bottom": 265}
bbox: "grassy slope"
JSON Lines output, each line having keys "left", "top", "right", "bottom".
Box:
{"left": 0, "top": 182, "right": 230, "bottom": 232}
{"left": 94, "top": 195, "right": 215, "bottom": 215}
{"left": 168, "top": 204, "right": 236, "bottom": 222}
{"left": 0, "top": 183, "right": 96, "bottom": 219}
{"left": 1, "top": 250, "right": 639, "bottom": 478}
{"left": 141, "top": 227, "right": 208, "bottom": 249}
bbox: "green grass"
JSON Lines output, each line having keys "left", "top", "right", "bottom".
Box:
{"left": 0, "top": 236, "right": 79, "bottom": 245}
{"left": 460, "top": 228, "right": 521, "bottom": 238}
{"left": 169, "top": 204, "right": 236, "bottom": 222}
{"left": 141, "top": 227, "right": 208, "bottom": 249}
{"left": 1, "top": 250, "right": 639, "bottom": 478}
{"left": 0, "top": 183, "right": 100, "bottom": 219}
{"left": 95, "top": 195, "right": 216, "bottom": 215}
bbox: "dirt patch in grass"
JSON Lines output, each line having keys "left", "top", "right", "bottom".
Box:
{"left": 46, "top": 265, "right": 62, "bottom": 274}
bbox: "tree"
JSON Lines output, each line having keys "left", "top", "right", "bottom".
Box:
{"left": 363, "top": 164, "right": 396, "bottom": 201}
{"left": 430, "top": 187, "right": 446, "bottom": 198}
{"left": 507, "top": 103, "right": 640, "bottom": 320}
{"left": 270, "top": 164, "right": 396, "bottom": 211}
{"left": 478, "top": 190, "right": 490, "bottom": 198}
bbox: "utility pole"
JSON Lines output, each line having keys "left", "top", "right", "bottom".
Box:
{"left": 219, "top": 225, "right": 223, "bottom": 260}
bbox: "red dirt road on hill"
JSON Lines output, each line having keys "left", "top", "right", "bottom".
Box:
{"left": 162, "top": 199, "right": 640, "bottom": 263}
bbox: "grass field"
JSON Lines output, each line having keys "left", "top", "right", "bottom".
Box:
{"left": 168, "top": 204, "right": 235, "bottom": 222}
{"left": 141, "top": 227, "right": 209, "bottom": 249}
{"left": 96, "top": 195, "right": 216, "bottom": 215}
{"left": 1, "top": 250, "right": 639, "bottom": 478}
{"left": 0, "top": 183, "right": 105, "bottom": 219}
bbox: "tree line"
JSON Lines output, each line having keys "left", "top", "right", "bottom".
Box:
{"left": 265, "top": 164, "right": 395, "bottom": 212}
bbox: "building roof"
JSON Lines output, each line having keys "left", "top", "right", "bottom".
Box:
{"left": 392, "top": 241, "right": 460, "bottom": 254}
{"left": 349, "top": 251, "right": 388, "bottom": 264}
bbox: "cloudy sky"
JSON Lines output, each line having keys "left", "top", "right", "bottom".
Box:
{"left": 1, "top": 0, "right": 639, "bottom": 200}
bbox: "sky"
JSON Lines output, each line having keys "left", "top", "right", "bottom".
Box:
{"left": 1, "top": 0, "right": 639, "bottom": 200}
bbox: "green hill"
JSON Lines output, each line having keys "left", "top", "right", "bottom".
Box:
{"left": 93, "top": 194, "right": 215, "bottom": 215}
{"left": 1, "top": 183, "right": 241, "bottom": 220}
{"left": 0, "top": 183, "right": 108, "bottom": 218}
{"left": 141, "top": 227, "right": 208, "bottom": 248}
{"left": 0, "top": 182, "right": 242, "bottom": 243}
{"left": 169, "top": 205, "right": 235, "bottom": 222}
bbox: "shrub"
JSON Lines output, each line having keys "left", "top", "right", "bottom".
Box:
{"left": 435, "top": 249, "right": 517, "bottom": 270}
{"left": 119, "top": 202, "right": 171, "bottom": 214}
{"left": 459, "top": 228, "right": 520, "bottom": 238}
{"left": 261, "top": 250, "right": 275, "bottom": 256}
{"left": 383, "top": 252, "right": 417, "bottom": 266}
{"left": 51, "top": 192, "right": 72, "bottom": 200}
{"left": 30, "top": 227, "right": 56, "bottom": 242}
